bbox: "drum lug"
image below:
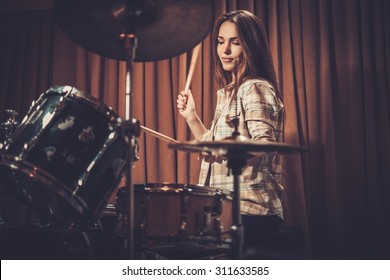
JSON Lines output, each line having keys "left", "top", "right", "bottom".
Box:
{"left": 123, "top": 118, "right": 141, "bottom": 137}
{"left": 213, "top": 218, "right": 223, "bottom": 240}
{"left": 140, "top": 215, "right": 148, "bottom": 236}
{"left": 178, "top": 215, "right": 187, "bottom": 236}
{"left": 180, "top": 194, "right": 188, "bottom": 214}
{"left": 213, "top": 194, "right": 223, "bottom": 215}
{"left": 203, "top": 206, "right": 212, "bottom": 234}
{"left": 196, "top": 205, "right": 212, "bottom": 235}
{"left": 139, "top": 194, "right": 149, "bottom": 236}
{"left": 140, "top": 192, "right": 149, "bottom": 214}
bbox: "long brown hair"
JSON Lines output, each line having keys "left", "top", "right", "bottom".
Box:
{"left": 212, "top": 10, "right": 279, "bottom": 95}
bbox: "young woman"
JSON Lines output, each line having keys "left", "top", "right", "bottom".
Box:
{"left": 177, "top": 10, "right": 285, "bottom": 248}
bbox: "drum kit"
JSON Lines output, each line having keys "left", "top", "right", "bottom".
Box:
{"left": 0, "top": 0, "right": 304, "bottom": 260}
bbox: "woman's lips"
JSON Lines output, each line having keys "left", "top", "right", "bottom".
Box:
{"left": 221, "top": 58, "right": 234, "bottom": 63}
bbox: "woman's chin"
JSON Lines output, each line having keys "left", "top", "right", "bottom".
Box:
{"left": 222, "top": 65, "right": 235, "bottom": 72}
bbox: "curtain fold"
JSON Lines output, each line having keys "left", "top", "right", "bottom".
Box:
{"left": 1, "top": 0, "right": 389, "bottom": 259}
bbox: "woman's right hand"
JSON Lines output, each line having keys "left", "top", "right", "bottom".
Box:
{"left": 177, "top": 89, "right": 196, "bottom": 120}
{"left": 176, "top": 89, "right": 208, "bottom": 140}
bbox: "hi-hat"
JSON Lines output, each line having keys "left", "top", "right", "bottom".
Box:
{"left": 169, "top": 138, "right": 305, "bottom": 158}
{"left": 54, "top": 0, "right": 214, "bottom": 62}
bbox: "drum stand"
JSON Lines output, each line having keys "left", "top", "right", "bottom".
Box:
{"left": 227, "top": 149, "right": 245, "bottom": 260}
{"left": 225, "top": 123, "right": 246, "bottom": 260}
{"left": 226, "top": 74, "right": 245, "bottom": 259}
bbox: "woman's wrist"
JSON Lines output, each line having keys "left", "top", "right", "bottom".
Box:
{"left": 185, "top": 111, "right": 199, "bottom": 123}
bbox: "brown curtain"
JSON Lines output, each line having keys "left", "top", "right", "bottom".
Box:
{"left": 0, "top": 0, "right": 389, "bottom": 259}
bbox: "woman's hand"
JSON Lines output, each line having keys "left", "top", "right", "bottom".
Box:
{"left": 177, "top": 89, "right": 196, "bottom": 120}
{"left": 176, "top": 89, "right": 208, "bottom": 140}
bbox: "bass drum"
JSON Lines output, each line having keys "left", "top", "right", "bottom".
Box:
{"left": 0, "top": 86, "right": 128, "bottom": 228}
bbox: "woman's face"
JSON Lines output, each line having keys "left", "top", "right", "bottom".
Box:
{"left": 217, "top": 21, "right": 244, "bottom": 73}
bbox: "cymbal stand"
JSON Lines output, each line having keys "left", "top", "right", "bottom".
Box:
{"left": 226, "top": 70, "right": 246, "bottom": 259}
{"left": 226, "top": 118, "right": 245, "bottom": 260}
{"left": 119, "top": 25, "right": 140, "bottom": 260}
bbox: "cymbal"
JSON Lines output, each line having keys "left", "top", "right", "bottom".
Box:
{"left": 169, "top": 138, "right": 305, "bottom": 157}
{"left": 54, "top": 0, "right": 214, "bottom": 62}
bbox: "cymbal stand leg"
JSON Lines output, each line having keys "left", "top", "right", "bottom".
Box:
{"left": 228, "top": 155, "right": 246, "bottom": 259}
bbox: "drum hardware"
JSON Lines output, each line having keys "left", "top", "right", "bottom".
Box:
{"left": 195, "top": 197, "right": 229, "bottom": 240}
{"left": 169, "top": 138, "right": 305, "bottom": 259}
{"left": 171, "top": 58, "right": 304, "bottom": 258}
{"left": 198, "top": 205, "right": 212, "bottom": 235}
{"left": 53, "top": 0, "right": 213, "bottom": 259}
{"left": 1, "top": 0, "right": 214, "bottom": 259}
{"left": 115, "top": 183, "right": 232, "bottom": 251}
{"left": 0, "top": 86, "right": 129, "bottom": 232}
{"left": 0, "top": 109, "right": 19, "bottom": 149}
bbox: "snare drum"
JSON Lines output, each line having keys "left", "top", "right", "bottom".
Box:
{"left": 0, "top": 86, "right": 128, "bottom": 227}
{"left": 116, "top": 183, "right": 232, "bottom": 245}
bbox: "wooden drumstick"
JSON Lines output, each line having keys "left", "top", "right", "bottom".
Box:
{"left": 140, "top": 125, "right": 180, "bottom": 144}
{"left": 184, "top": 42, "right": 202, "bottom": 92}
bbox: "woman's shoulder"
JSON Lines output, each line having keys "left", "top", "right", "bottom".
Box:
{"left": 219, "top": 78, "right": 275, "bottom": 96}
{"left": 238, "top": 78, "right": 276, "bottom": 98}
{"left": 241, "top": 77, "right": 274, "bottom": 89}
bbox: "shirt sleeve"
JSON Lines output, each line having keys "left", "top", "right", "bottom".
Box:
{"left": 240, "top": 82, "right": 283, "bottom": 142}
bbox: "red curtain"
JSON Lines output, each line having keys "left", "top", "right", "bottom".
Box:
{"left": 0, "top": 0, "right": 389, "bottom": 259}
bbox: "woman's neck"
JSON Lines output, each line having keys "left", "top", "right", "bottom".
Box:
{"left": 231, "top": 72, "right": 237, "bottom": 84}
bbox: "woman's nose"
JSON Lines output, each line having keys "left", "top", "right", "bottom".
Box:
{"left": 223, "top": 44, "right": 231, "bottom": 54}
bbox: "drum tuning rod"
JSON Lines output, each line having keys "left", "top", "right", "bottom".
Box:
{"left": 140, "top": 125, "right": 180, "bottom": 144}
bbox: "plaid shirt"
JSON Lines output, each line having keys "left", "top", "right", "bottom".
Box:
{"left": 198, "top": 78, "right": 285, "bottom": 218}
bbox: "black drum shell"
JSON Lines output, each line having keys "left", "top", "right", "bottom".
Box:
{"left": 0, "top": 86, "right": 128, "bottom": 228}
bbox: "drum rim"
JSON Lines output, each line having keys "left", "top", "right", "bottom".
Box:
{"left": 45, "top": 85, "right": 122, "bottom": 125}
{"left": 0, "top": 154, "right": 89, "bottom": 220}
